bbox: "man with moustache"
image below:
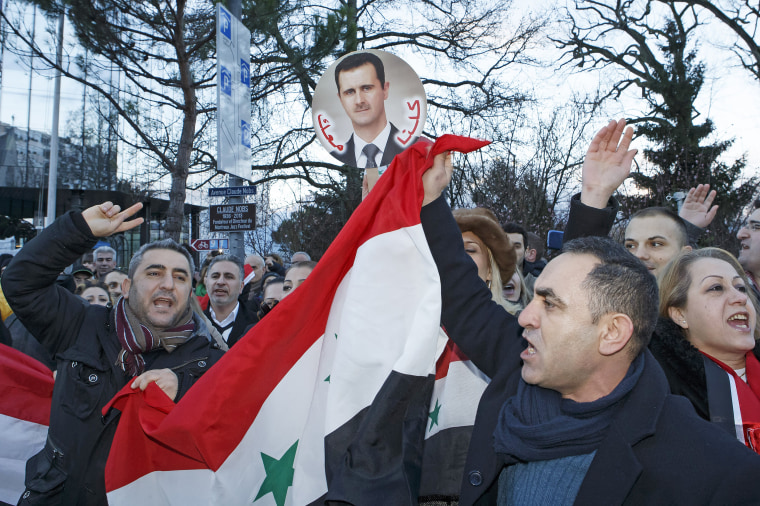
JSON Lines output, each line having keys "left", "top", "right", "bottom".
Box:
{"left": 202, "top": 254, "right": 258, "bottom": 347}
{"left": 331, "top": 52, "right": 416, "bottom": 168}
{"left": 2, "top": 201, "right": 224, "bottom": 506}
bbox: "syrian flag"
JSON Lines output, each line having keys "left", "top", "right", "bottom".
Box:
{"left": 419, "top": 335, "right": 490, "bottom": 499}
{"left": 0, "top": 343, "right": 54, "bottom": 504}
{"left": 104, "top": 135, "right": 489, "bottom": 506}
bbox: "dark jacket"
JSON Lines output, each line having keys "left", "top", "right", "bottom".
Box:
{"left": 420, "top": 196, "right": 760, "bottom": 506}
{"left": 203, "top": 300, "right": 258, "bottom": 348}
{"left": 330, "top": 123, "right": 415, "bottom": 167}
{"left": 650, "top": 317, "right": 760, "bottom": 434}
{"left": 2, "top": 211, "right": 225, "bottom": 506}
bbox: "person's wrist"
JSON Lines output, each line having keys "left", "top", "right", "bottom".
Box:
{"left": 580, "top": 186, "right": 613, "bottom": 209}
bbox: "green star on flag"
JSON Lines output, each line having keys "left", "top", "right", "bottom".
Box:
{"left": 254, "top": 440, "right": 298, "bottom": 506}
{"left": 428, "top": 399, "right": 441, "bottom": 431}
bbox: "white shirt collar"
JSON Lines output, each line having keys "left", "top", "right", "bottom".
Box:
{"left": 208, "top": 302, "right": 240, "bottom": 341}
{"left": 354, "top": 121, "right": 391, "bottom": 168}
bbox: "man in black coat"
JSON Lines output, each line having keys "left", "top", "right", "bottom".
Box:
{"left": 330, "top": 51, "right": 416, "bottom": 168}
{"left": 419, "top": 119, "right": 760, "bottom": 505}
{"left": 2, "top": 201, "right": 224, "bottom": 506}
{"left": 203, "top": 254, "right": 258, "bottom": 347}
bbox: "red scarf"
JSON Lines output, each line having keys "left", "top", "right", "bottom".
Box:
{"left": 702, "top": 351, "right": 760, "bottom": 453}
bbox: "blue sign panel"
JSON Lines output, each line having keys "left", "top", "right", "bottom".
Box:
{"left": 221, "top": 66, "right": 231, "bottom": 96}
{"left": 241, "top": 120, "right": 250, "bottom": 148}
{"left": 219, "top": 9, "right": 231, "bottom": 39}
{"left": 240, "top": 59, "right": 250, "bottom": 87}
{"left": 209, "top": 186, "right": 257, "bottom": 197}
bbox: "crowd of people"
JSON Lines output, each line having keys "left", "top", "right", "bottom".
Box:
{"left": 1, "top": 117, "right": 759, "bottom": 505}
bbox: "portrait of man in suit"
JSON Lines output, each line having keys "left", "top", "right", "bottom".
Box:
{"left": 330, "top": 52, "right": 414, "bottom": 168}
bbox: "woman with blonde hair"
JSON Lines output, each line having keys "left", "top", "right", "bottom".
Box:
{"left": 652, "top": 247, "right": 760, "bottom": 452}
{"left": 452, "top": 207, "right": 519, "bottom": 313}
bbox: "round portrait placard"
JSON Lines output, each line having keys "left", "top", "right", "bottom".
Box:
{"left": 312, "top": 49, "right": 427, "bottom": 169}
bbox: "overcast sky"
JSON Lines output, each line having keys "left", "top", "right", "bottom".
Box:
{"left": 1, "top": 1, "right": 758, "bottom": 183}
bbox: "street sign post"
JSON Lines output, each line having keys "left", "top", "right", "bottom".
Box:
{"left": 209, "top": 204, "right": 256, "bottom": 232}
{"left": 191, "top": 238, "right": 229, "bottom": 252}
{"left": 208, "top": 186, "right": 257, "bottom": 197}
{"left": 216, "top": 4, "right": 251, "bottom": 180}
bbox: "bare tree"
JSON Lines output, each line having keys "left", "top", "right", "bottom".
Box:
{"left": 3, "top": 0, "right": 217, "bottom": 241}
{"left": 246, "top": 0, "right": 547, "bottom": 251}
{"left": 661, "top": 0, "right": 760, "bottom": 80}
{"left": 556, "top": 0, "right": 758, "bottom": 247}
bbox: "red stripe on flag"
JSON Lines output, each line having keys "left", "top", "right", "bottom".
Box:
{"left": 435, "top": 339, "right": 470, "bottom": 380}
{"left": 105, "top": 135, "right": 490, "bottom": 492}
{"left": 0, "top": 343, "right": 53, "bottom": 426}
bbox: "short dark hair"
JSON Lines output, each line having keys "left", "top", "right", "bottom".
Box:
{"left": 206, "top": 254, "right": 244, "bottom": 281}
{"left": 562, "top": 236, "right": 659, "bottom": 357}
{"left": 503, "top": 223, "right": 528, "bottom": 250}
{"left": 334, "top": 52, "right": 385, "bottom": 92}
{"left": 628, "top": 207, "right": 689, "bottom": 248}
{"left": 128, "top": 239, "right": 195, "bottom": 279}
{"left": 526, "top": 231, "right": 544, "bottom": 259}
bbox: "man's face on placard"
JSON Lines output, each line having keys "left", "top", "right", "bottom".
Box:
{"left": 337, "top": 62, "right": 389, "bottom": 133}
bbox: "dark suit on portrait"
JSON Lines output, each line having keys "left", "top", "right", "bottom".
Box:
{"left": 330, "top": 123, "right": 417, "bottom": 167}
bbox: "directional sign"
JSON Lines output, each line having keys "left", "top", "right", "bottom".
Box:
{"left": 210, "top": 204, "right": 256, "bottom": 232}
{"left": 191, "top": 238, "right": 229, "bottom": 252}
{"left": 208, "top": 186, "right": 257, "bottom": 197}
{"left": 216, "top": 4, "right": 251, "bottom": 179}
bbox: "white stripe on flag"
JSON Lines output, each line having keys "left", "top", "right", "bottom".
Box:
{"left": 0, "top": 413, "right": 48, "bottom": 504}
{"left": 107, "top": 224, "right": 442, "bottom": 506}
{"left": 426, "top": 359, "right": 489, "bottom": 439}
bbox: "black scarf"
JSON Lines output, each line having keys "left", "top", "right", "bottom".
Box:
{"left": 493, "top": 352, "right": 645, "bottom": 462}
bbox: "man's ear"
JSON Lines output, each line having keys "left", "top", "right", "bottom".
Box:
{"left": 121, "top": 278, "right": 131, "bottom": 300}
{"left": 382, "top": 81, "right": 390, "bottom": 100}
{"left": 682, "top": 245, "right": 693, "bottom": 253}
{"left": 598, "top": 313, "right": 634, "bottom": 356}
{"left": 668, "top": 306, "right": 688, "bottom": 329}
{"left": 525, "top": 247, "right": 538, "bottom": 263}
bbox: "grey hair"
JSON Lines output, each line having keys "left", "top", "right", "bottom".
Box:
{"left": 94, "top": 245, "right": 117, "bottom": 260}
{"left": 207, "top": 254, "right": 244, "bottom": 280}
{"left": 128, "top": 239, "right": 195, "bottom": 279}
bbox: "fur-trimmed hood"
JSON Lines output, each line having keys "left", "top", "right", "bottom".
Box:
{"left": 452, "top": 207, "right": 516, "bottom": 282}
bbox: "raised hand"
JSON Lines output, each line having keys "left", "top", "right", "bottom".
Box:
{"left": 81, "top": 201, "right": 144, "bottom": 237}
{"left": 422, "top": 151, "right": 453, "bottom": 206}
{"left": 679, "top": 184, "right": 718, "bottom": 228}
{"left": 581, "top": 119, "right": 637, "bottom": 209}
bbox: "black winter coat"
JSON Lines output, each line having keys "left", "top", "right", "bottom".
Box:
{"left": 420, "top": 196, "right": 760, "bottom": 506}
{"left": 2, "top": 211, "right": 225, "bottom": 506}
{"left": 650, "top": 317, "right": 760, "bottom": 437}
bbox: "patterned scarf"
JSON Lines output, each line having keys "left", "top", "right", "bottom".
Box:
{"left": 702, "top": 351, "right": 760, "bottom": 453}
{"left": 114, "top": 297, "right": 195, "bottom": 377}
{"left": 493, "top": 353, "right": 645, "bottom": 462}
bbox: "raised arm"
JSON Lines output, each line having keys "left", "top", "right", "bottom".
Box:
{"left": 564, "top": 119, "right": 634, "bottom": 241}
{"left": 2, "top": 202, "right": 143, "bottom": 356}
{"left": 420, "top": 152, "right": 523, "bottom": 378}
{"left": 679, "top": 184, "right": 718, "bottom": 229}
{"left": 580, "top": 119, "right": 637, "bottom": 209}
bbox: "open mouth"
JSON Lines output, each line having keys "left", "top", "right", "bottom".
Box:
{"left": 153, "top": 297, "right": 174, "bottom": 308}
{"left": 727, "top": 313, "right": 751, "bottom": 330}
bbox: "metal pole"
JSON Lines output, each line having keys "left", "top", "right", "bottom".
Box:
{"left": 226, "top": 0, "right": 245, "bottom": 261}
{"left": 24, "top": 6, "right": 35, "bottom": 188}
{"left": 46, "top": 10, "right": 64, "bottom": 227}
